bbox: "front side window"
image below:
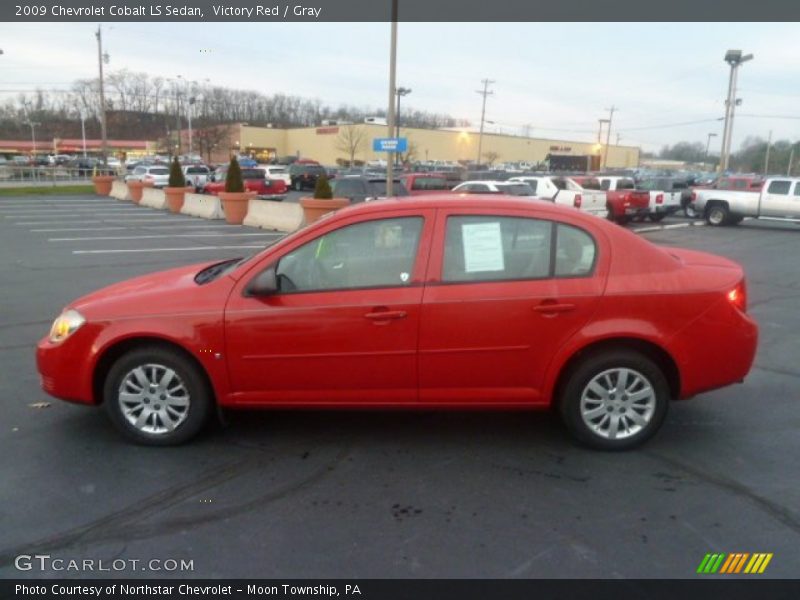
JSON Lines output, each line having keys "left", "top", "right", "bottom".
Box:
{"left": 275, "top": 217, "right": 424, "bottom": 292}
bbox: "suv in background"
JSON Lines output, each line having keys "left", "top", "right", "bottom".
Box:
{"left": 182, "top": 164, "right": 211, "bottom": 192}
{"left": 289, "top": 163, "right": 327, "bottom": 191}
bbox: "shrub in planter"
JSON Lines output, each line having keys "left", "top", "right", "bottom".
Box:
{"left": 164, "top": 157, "right": 193, "bottom": 213}
{"left": 300, "top": 173, "right": 349, "bottom": 224}
{"left": 218, "top": 156, "right": 255, "bottom": 224}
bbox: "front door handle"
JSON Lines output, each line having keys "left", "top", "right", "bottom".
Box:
{"left": 364, "top": 310, "right": 407, "bottom": 321}
{"left": 534, "top": 301, "right": 576, "bottom": 315}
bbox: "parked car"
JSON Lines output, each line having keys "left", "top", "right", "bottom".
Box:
{"left": 400, "top": 173, "right": 451, "bottom": 195}
{"left": 125, "top": 165, "right": 170, "bottom": 188}
{"left": 682, "top": 175, "right": 764, "bottom": 218}
{"left": 591, "top": 175, "right": 651, "bottom": 224}
{"left": 692, "top": 177, "right": 800, "bottom": 226}
{"left": 452, "top": 180, "right": 537, "bottom": 196}
{"left": 36, "top": 195, "right": 758, "bottom": 449}
{"left": 203, "top": 167, "right": 287, "bottom": 199}
{"left": 330, "top": 176, "right": 409, "bottom": 203}
{"left": 636, "top": 178, "right": 687, "bottom": 221}
{"left": 509, "top": 176, "right": 608, "bottom": 218}
{"left": 182, "top": 164, "right": 211, "bottom": 191}
{"left": 258, "top": 165, "right": 292, "bottom": 187}
{"left": 289, "top": 163, "right": 328, "bottom": 191}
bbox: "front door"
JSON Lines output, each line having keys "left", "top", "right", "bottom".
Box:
{"left": 760, "top": 180, "right": 798, "bottom": 217}
{"left": 225, "top": 211, "right": 433, "bottom": 406}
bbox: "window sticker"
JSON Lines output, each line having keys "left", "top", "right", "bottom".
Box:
{"left": 462, "top": 222, "right": 505, "bottom": 272}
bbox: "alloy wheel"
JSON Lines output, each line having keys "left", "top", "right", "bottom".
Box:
{"left": 579, "top": 368, "right": 656, "bottom": 440}
{"left": 117, "top": 363, "right": 190, "bottom": 435}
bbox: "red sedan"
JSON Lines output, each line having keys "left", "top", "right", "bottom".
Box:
{"left": 36, "top": 196, "right": 757, "bottom": 449}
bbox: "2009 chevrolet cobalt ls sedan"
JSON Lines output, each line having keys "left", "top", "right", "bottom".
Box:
{"left": 37, "top": 196, "right": 758, "bottom": 449}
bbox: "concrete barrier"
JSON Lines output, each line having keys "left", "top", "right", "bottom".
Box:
{"left": 110, "top": 180, "right": 131, "bottom": 201}
{"left": 140, "top": 187, "right": 167, "bottom": 210}
{"left": 180, "top": 193, "right": 224, "bottom": 219}
{"left": 243, "top": 199, "right": 304, "bottom": 232}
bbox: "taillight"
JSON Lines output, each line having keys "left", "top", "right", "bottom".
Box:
{"left": 728, "top": 280, "right": 747, "bottom": 312}
{"left": 574, "top": 194, "right": 582, "bottom": 208}
{"left": 656, "top": 194, "right": 664, "bottom": 205}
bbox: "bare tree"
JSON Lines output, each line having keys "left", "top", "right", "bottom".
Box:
{"left": 483, "top": 151, "right": 500, "bottom": 165}
{"left": 335, "top": 124, "right": 367, "bottom": 166}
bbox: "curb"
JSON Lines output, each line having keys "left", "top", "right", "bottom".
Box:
{"left": 633, "top": 221, "right": 706, "bottom": 234}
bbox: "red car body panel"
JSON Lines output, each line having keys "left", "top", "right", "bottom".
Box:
{"left": 203, "top": 178, "right": 287, "bottom": 196}
{"left": 37, "top": 195, "right": 758, "bottom": 412}
{"left": 572, "top": 176, "right": 649, "bottom": 219}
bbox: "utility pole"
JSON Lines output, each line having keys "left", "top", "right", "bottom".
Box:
{"left": 96, "top": 25, "right": 108, "bottom": 166}
{"left": 476, "top": 78, "right": 495, "bottom": 166}
{"left": 719, "top": 50, "right": 753, "bottom": 172}
{"left": 25, "top": 120, "right": 40, "bottom": 155}
{"left": 80, "top": 111, "right": 87, "bottom": 157}
{"left": 602, "top": 106, "right": 616, "bottom": 170}
{"left": 705, "top": 132, "right": 717, "bottom": 169}
{"left": 395, "top": 87, "right": 411, "bottom": 168}
{"left": 764, "top": 130, "right": 772, "bottom": 175}
{"left": 788, "top": 144, "right": 795, "bottom": 176}
{"left": 385, "top": 0, "right": 398, "bottom": 197}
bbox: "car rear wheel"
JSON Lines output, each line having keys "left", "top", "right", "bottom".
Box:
{"left": 559, "top": 349, "right": 669, "bottom": 450}
{"left": 103, "top": 346, "right": 213, "bottom": 446}
{"left": 706, "top": 204, "right": 729, "bottom": 226}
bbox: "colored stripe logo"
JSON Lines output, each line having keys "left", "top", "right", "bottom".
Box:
{"left": 697, "top": 553, "right": 773, "bottom": 574}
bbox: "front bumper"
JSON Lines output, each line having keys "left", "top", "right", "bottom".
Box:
{"left": 36, "top": 329, "right": 98, "bottom": 405}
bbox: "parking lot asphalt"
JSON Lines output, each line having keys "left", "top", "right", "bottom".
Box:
{"left": 1, "top": 194, "right": 798, "bottom": 579}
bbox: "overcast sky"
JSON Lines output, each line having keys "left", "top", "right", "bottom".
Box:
{"left": 1, "top": 21, "right": 799, "bottom": 152}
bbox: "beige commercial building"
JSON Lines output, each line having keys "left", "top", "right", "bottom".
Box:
{"left": 193, "top": 123, "right": 640, "bottom": 169}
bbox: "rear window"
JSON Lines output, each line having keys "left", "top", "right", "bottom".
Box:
{"left": 242, "top": 169, "right": 265, "bottom": 179}
{"left": 186, "top": 167, "right": 208, "bottom": 174}
{"left": 409, "top": 176, "right": 448, "bottom": 191}
{"left": 149, "top": 168, "right": 169, "bottom": 175}
{"left": 367, "top": 181, "right": 409, "bottom": 196}
{"left": 269, "top": 167, "right": 287, "bottom": 174}
{"left": 577, "top": 178, "right": 602, "bottom": 190}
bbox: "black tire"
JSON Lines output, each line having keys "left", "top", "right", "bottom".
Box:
{"left": 684, "top": 205, "right": 698, "bottom": 219}
{"left": 648, "top": 213, "right": 667, "bottom": 222}
{"left": 103, "top": 346, "right": 213, "bottom": 446}
{"left": 705, "top": 203, "right": 729, "bottom": 226}
{"left": 559, "top": 349, "right": 670, "bottom": 450}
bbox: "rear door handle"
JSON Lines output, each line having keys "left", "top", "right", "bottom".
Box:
{"left": 364, "top": 310, "right": 407, "bottom": 321}
{"left": 534, "top": 302, "right": 576, "bottom": 314}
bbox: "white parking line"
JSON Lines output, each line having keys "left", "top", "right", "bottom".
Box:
{"left": 30, "top": 224, "right": 233, "bottom": 232}
{"left": 632, "top": 221, "right": 705, "bottom": 234}
{"left": 73, "top": 245, "right": 266, "bottom": 254}
{"left": 4, "top": 210, "right": 148, "bottom": 218}
{"left": 50, "top": 232, "right": 284, "bottom": 241}
{"left": 15, "top": 218, "right": 196, "bottom": 225}
{"left": 31, "top": 227, "right": 128, "bottom": 232}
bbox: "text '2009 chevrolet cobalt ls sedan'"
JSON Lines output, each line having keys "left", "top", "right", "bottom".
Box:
{"left": 37, "top": 195, "right": 757, "bottom": 449}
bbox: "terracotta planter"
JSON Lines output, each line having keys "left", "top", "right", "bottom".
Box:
{"left": 300, "top": 197, "right": 350, "bottom": 224}
{"left": 219, "top": 191, "right": 257, "bottom": 224}
{"left": 92, "top": 175, "right": 116, "bottom": 196}
{"left": 127, "top": 180, "right": 145, "bottom": 204}
{"left": 164, "top": 186, "right": 194, "bottom": 214}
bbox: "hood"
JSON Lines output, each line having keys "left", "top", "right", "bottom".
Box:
{"left": 69, "top": 261, "right": 232, "bottom": 319}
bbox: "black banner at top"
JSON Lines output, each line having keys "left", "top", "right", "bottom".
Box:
{"left": 2, "top": 0, "right": 800, "bottom": 22}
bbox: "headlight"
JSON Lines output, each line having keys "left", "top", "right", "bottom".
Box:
{"left": 49, "top": 309, "right": 86, "bottom": 343}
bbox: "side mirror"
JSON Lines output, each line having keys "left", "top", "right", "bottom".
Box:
{"left": 247, "top": 266, "right": 279, "bottom": 296}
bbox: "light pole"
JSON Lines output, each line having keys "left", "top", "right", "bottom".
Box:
{"left": 705, "top": 132, "right": 717, "bottom": 169}
{"left": 476, "top": 78, "right": 495, "bottom": 166}
{"left": 95, "top": 26, "right": 109, "bottom": 166}
{"left": 79, "top": 111, "right": 87, "bottom": 157}
{"left": 25, "top": 121, "right": 40, "bottom": 156}
{"left": 719, "top": 49, "right": 753, "bottom": 172}
{"left": 385, "top": 0, "right": 398, "bottom": 196}
{"left": 395, "top": 86, "right": 411, "bottom": 167}
{"left": 602, "top": 106, "right": 616, "bottom": 170}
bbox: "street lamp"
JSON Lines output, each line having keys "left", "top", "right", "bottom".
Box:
{"left": 395, "top": 86, "right": 411, "bottom": 167}
{"left": 719, "top": 50, "right": 753, "bottom": 172}
{"left": 25, "top": 120, "right": 41, "bottom": 156}
{"left": 705, "top": 132, "right": 717, "bottom": 168}
{"left": 79, "top": 111, "right": 88, "bottom": 157}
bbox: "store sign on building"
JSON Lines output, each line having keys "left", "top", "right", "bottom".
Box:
{"left": 316, "top": 127, "right": 340, "bottom": 135}
{"left": 549, "top": 145, "right": 572, "bottom": 152}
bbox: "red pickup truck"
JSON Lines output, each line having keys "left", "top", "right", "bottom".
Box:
{"left": 203, "top": 167, "right": 287, "bottom": 199}
{"left": 573, "top": 176, "right": 650, "bottom": 224}
{"left": 399, "top": 173, "right": 451, "bottom": 195}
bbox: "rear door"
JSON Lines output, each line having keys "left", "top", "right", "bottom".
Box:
{"left": 418, "top": 207, "right": 606, "bottom": 405}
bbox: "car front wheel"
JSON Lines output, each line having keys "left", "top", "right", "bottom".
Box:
{"left": 559, "top": 349, "right": 669, "bottom": 450}
{"left": 103, "top": 346, "right": 213, "bottom": 446}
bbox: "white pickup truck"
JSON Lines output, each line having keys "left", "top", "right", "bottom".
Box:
{"left": 693, "top": 177, "right": 800, "bottom": 226}
{"left": 509, "top": 175, "right": 608, "bottom": 218}
{"left": 635, "top": 177, "right": 686, "bottom": 222}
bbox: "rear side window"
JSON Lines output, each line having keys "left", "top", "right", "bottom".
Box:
{"left": 767, "top": 180, "right": 791, "bottom": 195}
{"left": 442, "top": 216, "right": 553, "bottom": 282}
{"left": 554, "top": 224, "right": 596, "bottom": 277}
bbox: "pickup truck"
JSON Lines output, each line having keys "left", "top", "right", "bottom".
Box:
{"left": 636, "top": 177, "right": 686, "bottom": 221}
{"left": 573, "top": 175, "right": 650, "bottom": 224}
{"left": 509, "top": 175, "right": 608, "bottom": 219}
{"left": 692, "top": 177, "right": 800, "bottom": 226}
{"left": 682, "top": 175, "right": 764, "bottom": 217}
{"left": 399, "top": 173, "right": 451, "bottom": 195}
{"left": 203, "top": 167, "right": 288, "bottom": 199}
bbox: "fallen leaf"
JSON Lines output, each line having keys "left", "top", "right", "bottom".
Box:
{"left": 29, "top": 402, "right": 51, "bottom": 409}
